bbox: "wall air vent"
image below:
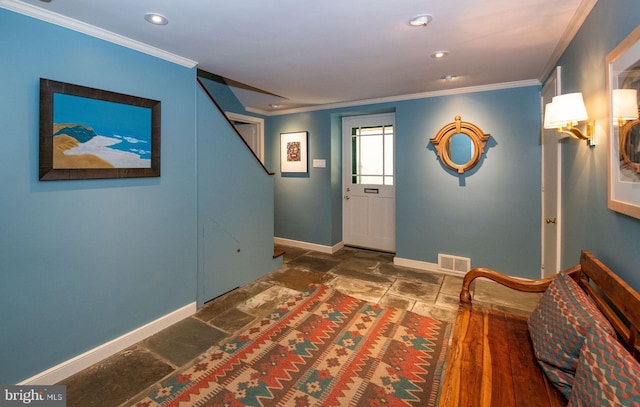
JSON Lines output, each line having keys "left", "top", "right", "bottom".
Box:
{"left": 438, "top": 253, "right": 471, "bottom": 275}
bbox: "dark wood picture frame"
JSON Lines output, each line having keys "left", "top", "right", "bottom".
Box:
{"left": 39, "top": 78, "right": 161, "bottom": 180}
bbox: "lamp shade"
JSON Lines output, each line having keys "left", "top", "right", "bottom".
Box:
{"left": 612, "top": 89, "right": 639, "bottom": 120}
{"left": 550, "top": 92, "right": 588, "bottom": 125}
{"left": 543, "top": 102, "right": 557, "bottom": 129}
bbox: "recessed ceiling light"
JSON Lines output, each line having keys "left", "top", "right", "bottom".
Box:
{"left": 144, "top": 13, "right": 168, "bottom": 26}
{"left": 431, "top": 51, "right": 449, "bottom": 59}
{"left": 409, "top": 14, "right": 433, "bottom": 27}
{"left": 441, "top": 74, "right": 457, "bottom": 81}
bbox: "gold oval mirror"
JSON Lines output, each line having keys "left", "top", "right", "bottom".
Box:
{"left": 448, "top": 133, "right": 475, "bottom": 166}
{"left": 430, "top": 116, "right": 490, "bottom": 173}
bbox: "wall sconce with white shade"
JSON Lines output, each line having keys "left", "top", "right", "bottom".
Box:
{"left": 612, "top": 88, "right": 639, "bottom": 127}
{"left": 544, "top": 92, "right": 595, "bottom": 146}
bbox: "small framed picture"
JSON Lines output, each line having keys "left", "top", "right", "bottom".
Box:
{"left": 280, "top": 131, "right": 308, "bottom": 173}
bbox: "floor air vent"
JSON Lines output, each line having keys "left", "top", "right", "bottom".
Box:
{"left": 438, "top": 254, "right": 471, "bottom": 274}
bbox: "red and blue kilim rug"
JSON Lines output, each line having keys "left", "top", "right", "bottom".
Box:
{"left": 132, "top": 285, "right": 451, "bottom": 407}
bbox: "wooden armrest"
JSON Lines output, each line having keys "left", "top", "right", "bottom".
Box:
{"left": 459, "top": 264, "right": 581, "bottom": 303}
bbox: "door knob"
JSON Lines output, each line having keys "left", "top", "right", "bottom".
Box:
{"left": 545, "top": 218, "right": 557, "bottom": 224}
{"left": 344, "top": 195, "right": 350, "bottom": 200}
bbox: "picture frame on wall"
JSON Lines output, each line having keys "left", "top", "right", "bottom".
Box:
{"left": 280, "top": 131, "right": 308, "bottom": 173}
{"left": 39, "top": 78, "right": 161, "bottom": 181}
{"left": 606, "top": 26, "right": 640, "bottom": 219}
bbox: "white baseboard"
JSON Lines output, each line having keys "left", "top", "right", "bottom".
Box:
{"left": 18, "top": 302, "right": 196, "bottom": 385}
{"left": 274, "top": 237, "right": 344, "bottom": 254}
{"left": 273, "top": 239, "right": 466, "bottom": 278}
{"left": 393, "top": 256, "right": 467, "bottom": 277}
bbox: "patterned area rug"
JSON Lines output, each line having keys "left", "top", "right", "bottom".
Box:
{"left": 132, "top": 285, "right": 451, "bottom": 407}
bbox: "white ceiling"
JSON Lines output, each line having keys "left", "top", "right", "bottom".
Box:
{"left": 5, "top": 0, "right": 595, "bottom": 113}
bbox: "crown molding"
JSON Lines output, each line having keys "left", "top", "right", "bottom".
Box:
{"left": 250, "top": 79, "right": 541, "bottom": 116}
{"left": 538, "top": 0, "right": 598, "bottom": 83}
{"left": 0, "top": 0, "right": 197, "bottom": 68}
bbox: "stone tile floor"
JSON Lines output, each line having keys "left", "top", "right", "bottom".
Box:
{"left": 59, "top": 245, "right": 542, "bottom": 406}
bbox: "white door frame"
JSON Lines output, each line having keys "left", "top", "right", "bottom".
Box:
{"left": 225, "top": 112, "right": 265, "bottom": 163}
{"left": 541, "top": 67, "right": 563, "bottom": 277}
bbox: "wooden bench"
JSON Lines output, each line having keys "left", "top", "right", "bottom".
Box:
{"left": 438, "top": 250, "right": 640, "bottom": 407}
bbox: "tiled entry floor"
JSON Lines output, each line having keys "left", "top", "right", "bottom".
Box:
{"left": 59, "top": 245, "right": 542, "bottom": 406}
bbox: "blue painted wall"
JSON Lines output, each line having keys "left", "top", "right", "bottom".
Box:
{"left": 268, "top": 112, "right": 337, "bottom": 246}
{"left": 196, "top": 85, "right": 279, "bottom": 306}
{"left": 0, "top": 9, "right": 196, "bottom": 384}
{"left": 556, "top": 0, "right": 640, "bottom": 291}
{"left": 267, "top": 86, "right": 542, "bottom": 278}
{"left": 395, "top": 87, "right": 541, "bottom": 276}
{"left": 0, "top": 8, "right": 277, "bottom": 384}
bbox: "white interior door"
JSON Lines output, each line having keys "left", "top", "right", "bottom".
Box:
{"left": 342, "top": 113, "right": 395, "bottom": 252}
{"left": 541, "top": 67, "right": 562, "bottom": 277}
{"left": 236, "top": 123, "right": 258, "bottom": 152}
{"left": 225, "top": 112, "right": 264, "bottom": 163}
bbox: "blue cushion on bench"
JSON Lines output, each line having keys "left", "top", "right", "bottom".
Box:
{"left": 528, "top": 272, "right": 615, "bottom": 398}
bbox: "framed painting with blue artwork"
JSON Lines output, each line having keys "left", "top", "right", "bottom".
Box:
{"left": 39, "top": 78, "right": 161, "bottom": 180}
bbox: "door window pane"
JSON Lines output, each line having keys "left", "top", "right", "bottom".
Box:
{"left": 351, "top": 125, "right": 393, "bottom": 185}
